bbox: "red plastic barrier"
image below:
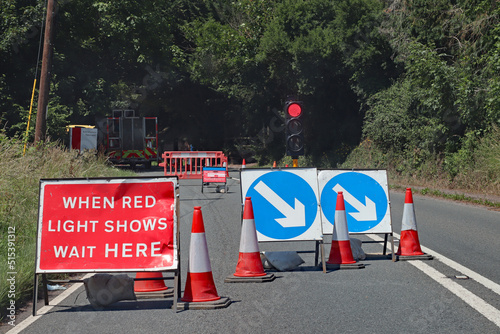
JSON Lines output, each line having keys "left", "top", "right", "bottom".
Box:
{"left": 160, "top": 151, "right": 228, "bottom": 179}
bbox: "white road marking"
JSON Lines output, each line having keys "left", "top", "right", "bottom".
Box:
{"left": 7, "top": 273, "right": 93, "bottom": 334}
{"left": 418, "top": 242, "right": 500, "bottom": 296}
{"left": 368, "top": 233, "right": 500, "bottom": 329}
{"left": 410, "top": 260, "right": 500, "bottom": 328}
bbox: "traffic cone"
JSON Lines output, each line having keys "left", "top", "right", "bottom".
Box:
{"left": 223, "top": 161, "right": 229, "bottom": 178}
{"left": 395, "top": 188, "right": 433, "bottom": 260}
{"left": 179, "top": 207, "right": 231, "bottom": 309}
{"left": 241, "top": 159, "right": 246, "bottom": 169}
{"left": 272, "top": 161, "right": 277, "bottom": 168}
{"left": 225, "top": 197, "right": 275, "bottom": 283}
{"left": 134, "top": 272, "right": 173, "bottom": 298}
{"left": 326, "top": 192, "right": 364, "bottom": 269}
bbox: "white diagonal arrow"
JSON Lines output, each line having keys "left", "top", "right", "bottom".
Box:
{"left": 254, "top": 181, "right": 306, "bottom": 227}
{"left": 333, "top": 184, "right": 377, "bottom": 221}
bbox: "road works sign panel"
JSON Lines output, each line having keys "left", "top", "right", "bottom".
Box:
{"left": 318, "top": 170, "right": 391, "bottom": 234}
{"left": 241, "top": 168, "right": 322, "bottom": 242}
{"left": 36, "top": 177, "right": 178, "bottom": 273}
{"left": 203, "top": 167, "right": 227, "bottom": 183}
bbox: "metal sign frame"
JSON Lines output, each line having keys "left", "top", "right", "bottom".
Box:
{"left": 33, "top": 176, "right": 181, "bottom": 315}
{"left": 201, "top": 167, "right": 228, "bottom": 193}
{"left": 240, "top": 168, "right": 326, "bottom": 272}
{"left": 318, "top": 169, "right": 395, "bottom": 260}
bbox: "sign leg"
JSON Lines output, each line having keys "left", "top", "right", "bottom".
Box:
{"left": 32, "top": 274, "right": 39, "bottom": 316}
{"left": 320, "top": 240, "right": 326, "bottom": 273}
{"left": 173, "top": 269, "right": 179, "bottom": 312}
{"left": 42, "top": 274, "right": 49, "bottom": 305}
{"left": 314, "top": 241, "right": 319, "bottom": 267}
{"left": 390, "top": 233, "right": 396, "bottom": 262}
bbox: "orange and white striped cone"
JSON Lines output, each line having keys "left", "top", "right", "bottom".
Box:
{"left": 241, "top": 159, "right": 246, "bottom": 169}
{"left": 134, "top": 272, "right": 173, "bottom": 298}
{"left": 326, "top": 192, "right": 365, "bottom": 269}
{"left": 179, "top": 207, "right": 231, "bottom": 309}
{"left": 396, "top": 188, "right": 433, "bottom": 260}
{"left": 225, "top": 197, "right": 275, "bottom": 283}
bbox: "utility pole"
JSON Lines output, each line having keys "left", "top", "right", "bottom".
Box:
{"left": 34, "top": 0, "right": 56, "bottom": 143}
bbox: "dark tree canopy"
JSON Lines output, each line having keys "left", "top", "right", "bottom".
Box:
{"left": 1, "top": 0, "right": 498, "bottom": 165}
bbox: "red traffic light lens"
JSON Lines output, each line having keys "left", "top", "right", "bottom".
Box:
{"left": 287, "top": 103, "right": 302, "bottom": 117}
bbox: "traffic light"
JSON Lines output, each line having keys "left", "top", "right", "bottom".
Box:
{"left": 285, "top": 100, "right": 304, "bottom": 156}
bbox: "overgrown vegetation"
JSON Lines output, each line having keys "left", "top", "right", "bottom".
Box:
{"left": 341, "top": 125, "right": 500, "bottom": 198}
{"left": 2, "top": 1, "right": 498, "bottom": 181}
{"left": 339, "top": 0, "right": 499, "bottom": 197}
{"left": 0, "top": 134, "right": 134, "bottom": 320}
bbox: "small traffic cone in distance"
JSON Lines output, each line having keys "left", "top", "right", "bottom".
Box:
{"left": 273, "top": 161, "right": 277, "bottom": 168}
{"left": 326, "top": 192, "right": 365, "bottom": 270}
{"left": 223, "top": 161, "right": 229, "bottom": 178}
{"left": 134, "top": 272, "right": 173, "bottom": 298}
{"left": 241, "top": 159, "right": 246, "bottom": 169}
{"left": 179, "top": 207, "right": 231, "bottom": 310}
{"left": 225, "top": 197, "right": 275, "bottom": 283}
{"left": 395, "top": 188, "right": 433, "bottom": 261}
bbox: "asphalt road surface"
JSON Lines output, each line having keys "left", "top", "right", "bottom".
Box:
{"left": 5, "top": 169, "right": 500, "bottom": 333}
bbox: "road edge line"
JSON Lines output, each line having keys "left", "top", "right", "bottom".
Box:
{"left": 368, "top": 233, "right": 500, "bottom": 296}
{"left": 409, "top": 260, "right": 500, "bottom": 328}
{"left": 367, "top": 234, "right": 500, "bottom": 329}
{"left": 7, "top": 273, "right": 93, "bottom": 334}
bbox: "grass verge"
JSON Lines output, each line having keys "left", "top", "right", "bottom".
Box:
{"left": 389, "top": 184, "right": 500, "bottom": 208}
{"left": 0, "top": 135, "right": 135, "bottom": 321}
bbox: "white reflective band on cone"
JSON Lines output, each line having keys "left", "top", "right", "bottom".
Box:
{"left": 188, "top": 233, "right": 212, "bottom": 273}
{"left": 401, "top": 203, "right": 418, "bottom": 231}
{"left": 333, "top": 211, "right": 349, "bottom": 241}
{"left": 239, "top": 219, "right": 260, "bottom": 253}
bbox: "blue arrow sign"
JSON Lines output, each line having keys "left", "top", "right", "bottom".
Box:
{"left": 320, "top": 172, "right": 388, "bottom": 233}
{"left": 246, "top": 171, "right": 318, "bottom": 240}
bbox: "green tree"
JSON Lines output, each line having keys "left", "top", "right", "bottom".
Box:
{"left": 180, "top": 0, "right": 395, "bottom": 158}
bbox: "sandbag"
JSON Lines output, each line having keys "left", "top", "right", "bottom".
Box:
{"left": 350, "top": 238, "right": 366, "bottom": 260}
{"left": 261, "top": 251, "right": 305, "bottom": 271}
{"left": 83, "top": 274, "right": 136, "bottom": 308}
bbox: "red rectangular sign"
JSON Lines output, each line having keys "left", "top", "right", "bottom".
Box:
{"left": 36, "top": 177, "right": 178, "bottom": 273}
{"left": 202, "top": 167, "right": 227, "bottom": 183}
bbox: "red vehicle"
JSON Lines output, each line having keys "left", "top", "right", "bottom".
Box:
{"left": 102, "top": 110, "right": 158, "bottom": 168}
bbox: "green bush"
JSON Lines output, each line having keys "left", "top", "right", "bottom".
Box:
{"left": 446, "top": 126, "right": 500, "bottom": 192}
{"left": 341, "top": 126, "right": 499, "bottom": 196}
